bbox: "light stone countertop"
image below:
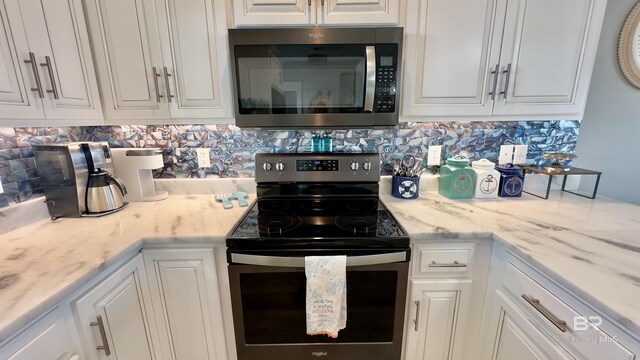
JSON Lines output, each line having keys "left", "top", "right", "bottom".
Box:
{"left": 1, "top": 191, "right": 640, "bottom": 343}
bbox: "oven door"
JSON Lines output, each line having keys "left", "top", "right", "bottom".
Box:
{"left": 228, "top": 250, "right": 409, "bottom": 360}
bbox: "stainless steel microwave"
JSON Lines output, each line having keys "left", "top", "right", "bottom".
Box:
{"left": 228, "top": 27, "right": 403, "bottom": 129}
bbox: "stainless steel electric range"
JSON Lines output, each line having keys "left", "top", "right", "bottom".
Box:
{"left": 226, "top": 153, "right": 410, "bottom": 360}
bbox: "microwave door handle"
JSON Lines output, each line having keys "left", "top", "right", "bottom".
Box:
{"left": 230, "top": 251, "right": 408, "bottom": 267}
{"left": 364, "top": 45, "right": 376, "bottom": 112}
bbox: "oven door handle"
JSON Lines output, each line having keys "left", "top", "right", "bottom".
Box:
{"left": 231, "top": 251, "right": 408, "bottom": 267}
{"left": 364, "top": 45, "right": 376, "bottom": 112}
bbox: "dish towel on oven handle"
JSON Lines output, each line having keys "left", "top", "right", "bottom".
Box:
{"left": 305, "top": 255, "right": 347, "bottom": 338}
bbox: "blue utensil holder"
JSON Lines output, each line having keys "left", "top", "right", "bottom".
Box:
{"left": 392, "top": 175, "right": 420, "bottom": 199}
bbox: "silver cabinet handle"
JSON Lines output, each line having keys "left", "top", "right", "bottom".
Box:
{"left": 364, "top": 45, "right": 376, "bottom": 112}
{"left": 428, "top": 260, "right": 467, "bottom": 268}
{"left": 40, "top": 56, "right": 59, "bottom": 99}
{"left": 90, "top": 315, "right": 112, "bottom": 356}
{"left": 488, "top": 64, "right": 499, "bottom": 100}
{"left": 231, "top": 251, "right": 408, "bottom": 267}
{"left": 163, "top": 67, "right": 174, "bottom": 102}
{"left": 152, "top": 66, "right": 163, "bottom": 102}
{"left": 413, "top": 300, "right": 421, "bottom": 331}
{"left": 500, "top": 63, "right": 512, "bottom": 99}
{"left": 521, "top": 294, "right": 568, "bottom": 332}
{"left": 23, "top": 52, "right": 44, "bottom": 98}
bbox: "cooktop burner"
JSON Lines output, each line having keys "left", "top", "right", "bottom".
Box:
{"left": 227, "top": 197, "right": 408, "bottom": 250}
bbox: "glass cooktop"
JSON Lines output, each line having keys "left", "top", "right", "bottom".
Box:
{"left": 226, "top": 197, "right": 409, "bottom": 250}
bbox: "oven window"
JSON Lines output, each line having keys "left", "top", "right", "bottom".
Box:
{"left": 239, "top": 270, "right": 397, "bottom": 344}
{"left": 234, "top": 45, "right": 366, "bottom": 115}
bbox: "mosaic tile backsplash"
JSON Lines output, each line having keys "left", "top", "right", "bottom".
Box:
{"left": 0, "top": 121, "right": 579, "bottom": 207}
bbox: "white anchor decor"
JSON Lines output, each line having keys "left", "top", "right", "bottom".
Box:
{"left": 472, "top": 159, "right": 500, "bottom": 199}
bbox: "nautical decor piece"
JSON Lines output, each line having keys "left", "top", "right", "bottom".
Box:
{"left": 472, "top": 159, "right": 500, "bottom": 199}
{"left": 439, "top": 155, "right": 475, "bottom": 199}
{"left": 496, "top": 163, "right": 525, "bottom": 198}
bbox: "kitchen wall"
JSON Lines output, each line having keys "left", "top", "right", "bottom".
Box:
{"left": 0, "top": 121, "right": 579, "bottom": 207}
{"left": 577, "top": 0, "right": 640, "bottom": 206}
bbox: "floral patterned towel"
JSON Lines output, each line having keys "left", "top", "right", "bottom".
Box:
{"left": 305, "top": 256, "right": 347, "bottom": 338}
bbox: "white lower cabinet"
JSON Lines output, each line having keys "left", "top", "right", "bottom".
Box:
{"left": 0, "top": 307, "right": 78, "bottom": 360}
{"left": 491, "top": 293, "right": 575, "bottom": 360}
{"left": 73, "top": 254, "right": 164, "bottom": 360}
{"left": 142, "top": 248, "right": 228, "bottom": 360}
{"left": 404, "top": 240, "right": 493, "bottom": 360}
{"left": 404, "top": 280, "right": 472, "bottom": 360}
{"left": 478, "top": 243, "right": 639, "bottom": 360}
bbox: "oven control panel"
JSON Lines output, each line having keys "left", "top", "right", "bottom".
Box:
{"left": 256, "top": 153, "right": 380, "bottom": 183}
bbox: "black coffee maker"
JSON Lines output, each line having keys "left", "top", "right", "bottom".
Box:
{"left": 34, "top": 142, "right": 127, "bottom": 219}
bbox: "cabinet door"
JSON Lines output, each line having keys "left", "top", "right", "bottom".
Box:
{"left": 402, "top": 0, "right": 505, "bottom": 117}
{"left": 143, "top": 248, "right": 228, "bottom": 360}
{"left": 232, "top": 0, "right": 315, "bottom": 27}
{"left": 155, "top": 0, "right": 232, "bottom": 119}
{"left": 73, "top": 254, "right": 162, "bottom": 360}
{"left": 492, "top": 303, "right": 575, "bottom": 360}
{"left": 0, "top": 0, "right": 44, "bottom": 120}
{"left": 0, "top": 308, "right": 75, "bottom": 360}
{"left": 404, "top": 280, "right": 472, "bottom": 360}
{"left": 18, "top": 0, "right": 102, "bottom": 121}
{"left": 493, "top": 0, "right": 606, "bottom": 116}
{"left": 319, "top": 0, "right": 400, "bottom": 25}
{"left": 84, "top": 0, "right": 169, "bottom": 120}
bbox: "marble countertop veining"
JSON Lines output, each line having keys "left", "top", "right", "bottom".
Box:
{"left": 1, "top": 192, "right": 640, "bottom": 343}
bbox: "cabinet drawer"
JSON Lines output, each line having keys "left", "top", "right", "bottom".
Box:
{"left": 502, "top": 259, "right": 634, "bottom": 360}
{"left": 0, "top": 308, "right": 75, "bottom": 360}
{"left": 413, "top": 243, "right": 474, "bottom": 277}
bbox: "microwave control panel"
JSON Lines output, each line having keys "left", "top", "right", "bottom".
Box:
{"left": 374, "top": 46, "right": 398, "bottom": 113}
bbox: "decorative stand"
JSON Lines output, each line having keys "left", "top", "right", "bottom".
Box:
{"left": 521, "top": 166, "right": 602, "bottom": 200}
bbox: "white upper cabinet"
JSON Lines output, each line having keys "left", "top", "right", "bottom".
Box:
{"left": 403, "top": 0, "right": 505, "bottom": 116}
{"left": 494, "top": 0, "right": 605, "bottom": 116}
{"left": 84, "top": 0, "right": 232, "bottom": 122}
{"left": 232, "top": 0, "right": 400, "bottom": 27}
{"left": 83, "top": 0, "right": 168, "bottom": 120}
{"left": 403, "top": 0, "right": 606, "bottom": 120}
{"left": 0, "top": 0, "right": 102, "bottom": 123}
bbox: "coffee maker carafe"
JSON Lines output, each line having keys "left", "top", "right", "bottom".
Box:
{"left": 34, "top": 142, "right": 128, "bottom": 219}
{"left": 81, "top": 143, "right": 128, "bottom": 214}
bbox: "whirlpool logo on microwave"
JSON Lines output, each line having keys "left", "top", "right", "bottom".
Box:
{"left": 308, "top": 32, "right": 326, "bottom": 39}
{"left": 311, "top": 351, "right": 328, "bottom": 357}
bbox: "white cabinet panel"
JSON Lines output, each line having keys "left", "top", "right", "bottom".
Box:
{"left": 232, "top": 0, "right": 314, "bottom": 27}
{"left": 143, "top": 248, "right": 228, "bottom": 360}
{"left": 157, "top": 0, "right": 232, "bottom": 119}
{"left": 492, "top": 299, "right": 576, "bottom": 360}
{"left": 402, "top": 0, "right": 606, "bottom": 119}
{"left": 85, "top": 0, "right": 168, "bottom": 119}
{"left": 24, "top": 0, "right": 102, "bottom": 120}
{"left": 403, "top": 0, "right": 504, "bottom": 116}
{"left": 404, "top": 280, "right": 472, "bottom": 360}
{"left": 494, "top": 0, "right": 603, "bottom": 116}
{"left": 0, "top": 308, "right": 75, "bottom": 360}
{"left": 73, "top": 254, "right": 162, "bottom": 360}
{"left": 232, "top": 0, "right": 399, "bottom": 27}
{"left": 320, "top": 0, "right": 399, "bottom": 25}
{"left": 0, "top": 0, "right": 102, "bottom": 123}
{"left": 86, "top": 0, "right": 231, "bottom": 122}
{"left": 0, "top": 0, "right": 44, "bottom": 120}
